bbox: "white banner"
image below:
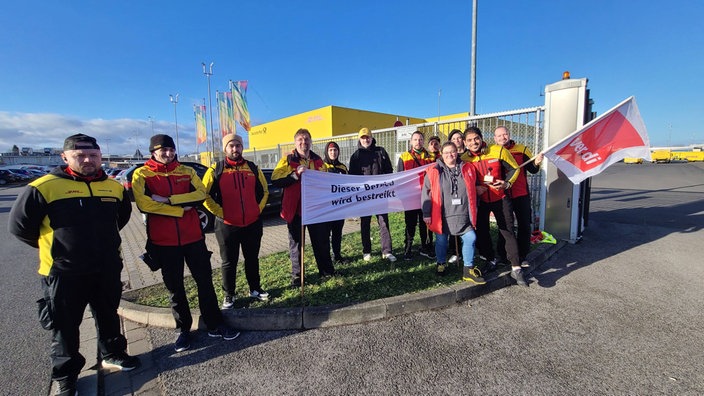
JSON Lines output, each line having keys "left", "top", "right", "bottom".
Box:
{"left": 301, "top": 164, "right": 432, "bottom": 225}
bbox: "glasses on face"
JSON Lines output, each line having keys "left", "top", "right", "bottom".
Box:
{"left": 442, "top": 151, "right": 457, "bottom": 156}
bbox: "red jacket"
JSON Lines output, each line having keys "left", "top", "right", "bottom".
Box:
{"left": 133, "top": 159, "right": 206, "bottom": 246}
{"left": 461, "top": 144, "right": 519, "bottom": 203}
{"left": 504, "top": 141, "right": 539, "bottom": 198}
{"left": 423, "top": 161, "right": 478, "bottom": 235}
{"left": 202, "top": 159, "right": 268, "bottom": 227}
{"left": 271, "top": 150, "right": 324, "bottom": 223}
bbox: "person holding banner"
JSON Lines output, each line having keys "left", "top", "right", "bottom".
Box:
{"left": 272, "top": 128, "right": 336, "bottom": 287}
{"left": 322, "top": 141, "right": 350, "bottom": 264}
{"left": 461, "top": 127, "right": 528, "bottom": 287}
{"left": 348, "top": 127, "right": 397, "bottom": 262}
{"left": 421, "top": 142, "right": 483, "bottom": 283}
{"left": 493, "top": 126, "right": 543, "bottom": 268}
{"left": 396, "top": 130, "right": 435, "bottom": 261}
{"left": 202, "top": 133, "right": 270, "bottom": 309}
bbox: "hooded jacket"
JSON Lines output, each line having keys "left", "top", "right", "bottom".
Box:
{"left": 8, "top": 166, "right": 131, "bottom": 276}
{"left": 322, "top": 142, "right": 348, "bottom": 174}
{"left": 202, "top": 158, "right": 268, "bottom": 227}
{"left": 132, "top": 158, "right": 207, "bottom": 246}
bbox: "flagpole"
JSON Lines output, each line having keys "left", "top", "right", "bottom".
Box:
{"left": 300, "top": 224, "right": 305, "bottom": 298}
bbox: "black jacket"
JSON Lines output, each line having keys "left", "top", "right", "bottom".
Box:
{"left": 348, "top": 138, "right": 393, "bottom": 176}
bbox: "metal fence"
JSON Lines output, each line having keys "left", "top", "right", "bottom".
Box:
{"left": 247, "top": 106, "right": 545, "bottom": 222}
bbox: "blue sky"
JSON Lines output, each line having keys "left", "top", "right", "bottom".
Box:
{"left": 1, "top": 0, "right": 702, "bottom": 155}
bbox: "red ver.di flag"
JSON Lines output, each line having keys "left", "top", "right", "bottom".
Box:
{"left": 543, "top": 96, "right": 650, "bottom": 184}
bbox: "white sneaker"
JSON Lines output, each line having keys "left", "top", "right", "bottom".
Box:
{"left": 363, "top": 254, "right": 372, "bottom": 261}
{"left": 250, "top": 289, "right": 270, "bottom": 301}
{"left": 382, "top": 253, "right": 397, "bottom": 262}
{"left": 520, "top": 260, "right": 530, "bottom": 268}
{"left": 448, "top": 255, "right": 458, "bottom": 264}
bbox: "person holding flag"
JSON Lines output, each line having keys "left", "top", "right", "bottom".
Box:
{"left": 461, "top": 127, "right": 528, "bottom": 287}
{"left": 493, "top": 126, "right": 543, "bottom": 268}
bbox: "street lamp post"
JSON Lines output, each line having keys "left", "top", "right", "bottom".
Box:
{"left": 169, "top": 94, "right": 180, "bottom": 154}
{"left": 148, "top": 116, "right": 155, "bottom": 134}
{"left": 202, "top": 62, "right": 217, "bottom": 162}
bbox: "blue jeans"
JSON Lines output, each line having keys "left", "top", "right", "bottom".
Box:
{"left": 435, "top": 230, "right": 476, "bottom": 267}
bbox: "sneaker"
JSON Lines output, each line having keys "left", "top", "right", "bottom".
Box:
{"left": 334, "top": 256, "right": 350, "bottom": 264}
{"left": 463, "top": 266, "right": 486, "bottom": 284}
{"left": 101, "top": 351, "right": 140, "bottom": 371}
{"left": 419, "top": 247, "right": 436, "bottom": 259}
{"left": 250, "top": 289, "right": 270, "bottom": 301}
{"left": 363, "top": 253, "right": 372, "bottom": 261}
{"left": 448, "top": 255, "right": 459, "bottom": 264}
{"left": 174, "top": 331, "right": 190, "bottom": 352}
{"left": 291, "top": 278, "right": 302, "bottom": 288}
{"left": 510, "top": 268, "right": 529, "bottom": 287}
{"left": 222, "top": 295, "right": 234, "bottom": 309}
{"left": 208, "top": 325, "right": 240, "bottom": 341}
{"left": 55, "top": 377, "right": 77, "bottom": 396}
{"left": 382, "top": 253, "right": 397, "bottom": 262}
{"left": 520, "top": 260, "right": 530, "bottom": 268}
{"left": 436, "top": 263, "right": 446, "bottom": 276}
{"left": 403, "top": 252, "right": 413, "bottom": 261}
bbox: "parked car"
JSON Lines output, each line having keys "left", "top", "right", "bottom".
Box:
{"left": 0, "top": 169, "right": 20, "bottom": 185}
{"left": 261, "top": 169, "right": 282, "bottom": 216}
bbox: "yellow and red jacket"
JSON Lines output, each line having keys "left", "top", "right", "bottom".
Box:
{"left": 503, "top": 140, "right": 539, "bottom": 198}
{"left": 422, "top": 161, "right": 478, "bottom": 235}
{"left": 271, "top": 150, "right": 324, "bottom": 223}
{"left": 461, "top": 144, "right": 519, "bottom": 203}
{"left": 396, "top": 148, "right": 433, "bottom": 172}
{"left": 202, "top": 159, "right": 268, "bottom": 227}
{"left": 132, "top": 159, "right": 206, "bottom": 246}
{"left": 8, "top": 167, "right": 131, "bottom": 276}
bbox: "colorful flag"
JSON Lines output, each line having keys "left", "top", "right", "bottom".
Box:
{"left": 194, "top": 105, "right": 207, "bottom": 145}
{"left": 301, "top": 165, "right": 432, "bottom": 225}
{"left": 543, "top": 96, "right": 650, "bottom": 184}
{"left": 231, "top": 80, "right": 251, "bottom": 149}
{"left": 231, "top": 80, "right": 250, "bottom": 131}
{"left": 217, "top": 91, "right": 235, "bottom": 137}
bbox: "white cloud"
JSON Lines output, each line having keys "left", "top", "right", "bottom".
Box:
{"left": 0, "top": 112, "right": 198, "bottom": 156}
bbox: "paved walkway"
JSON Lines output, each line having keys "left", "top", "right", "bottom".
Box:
{"left": 73, "top": 203, "right": 558, "bottom": 395}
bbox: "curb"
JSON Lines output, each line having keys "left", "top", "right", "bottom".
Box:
{"left": 118, "top": 241, "right": 565, "bottom": 331}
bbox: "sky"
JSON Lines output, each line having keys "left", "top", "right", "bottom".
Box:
{"left": 1, "top": 0, "right": 703, "bottom": 156}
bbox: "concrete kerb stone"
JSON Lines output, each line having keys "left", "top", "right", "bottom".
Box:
{"left": 116, "top": 240, "right": 563, "bottom": 333}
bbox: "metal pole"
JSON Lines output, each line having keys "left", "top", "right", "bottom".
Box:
{"left": 202, "top": 62, "right": 216, "bottom": 164}
{"left": 469, "top": 0, "right": 478, "bottom": 116}
{"left": 170, "top": 94, "right": 180, "bottom": 155}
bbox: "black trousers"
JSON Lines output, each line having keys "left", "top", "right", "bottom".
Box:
{"left": 287, "top": 214, "right": 335, "bottom": 281}
{"left": 214, "top": 218, "right": 263, "bottom": 296}
{"left": 360, "top": 214, "right": 392, "bottom": 255}
{"left": 476, "top": 198, "right": 520, "bottom": 267}
{"left": 404, "top": 209, "right": 431, "bottom": 250}
{"left": 326, "top": 219, "right": 345, "bottom": 258}
{"left": 150, "top": 239, "right": 223, "bottom": 332}
{"left": 497, "top": 194, "right": 533, "bottom": 262}
{"left": 41, "top": 268, "right": 126, "bottom": 381}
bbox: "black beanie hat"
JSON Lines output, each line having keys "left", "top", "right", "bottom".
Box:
{"left": 149, "top": 134, "right": 176, "bottom": 152}
{"left": 63, "top": 133, "right": 100, "bottom": 151}
{"left": 448, "top": 129, "right": 463, "bottom": 141}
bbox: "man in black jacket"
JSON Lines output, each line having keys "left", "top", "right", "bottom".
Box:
{"left": 9, "top": 133, "right": 139, "bottom": 396}
{"left": 348, "top": 127, "right": 396, "bottom": 262}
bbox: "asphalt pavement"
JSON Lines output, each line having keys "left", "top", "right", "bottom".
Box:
{"left": 3, "top": 162, "right": 703, "bottom": 395}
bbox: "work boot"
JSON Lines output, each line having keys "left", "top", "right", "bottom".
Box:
{"left": 403, "top": 240, "right": 413, "bottom": 261}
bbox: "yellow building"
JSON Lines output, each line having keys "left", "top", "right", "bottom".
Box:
{"left": 246, "top": 105, "right": 425, "bottom": 151}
